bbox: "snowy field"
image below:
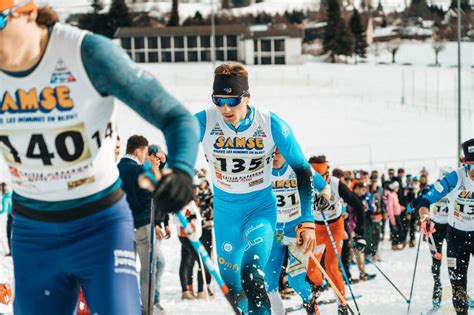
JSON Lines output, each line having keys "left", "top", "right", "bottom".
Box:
{"left": 0, "top": 42, "right": 473, "bottom": 314}
{"left": 1, "top": 219, "right": 473, "bottom": 314}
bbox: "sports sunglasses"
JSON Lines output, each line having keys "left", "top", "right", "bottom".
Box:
{"left": 0, "top": 0, "right": 32, "bottom": 30}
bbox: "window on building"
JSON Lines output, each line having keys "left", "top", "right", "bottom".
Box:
{"left": 187, "top": 36, "right": 198, "bottom": 48}
{"left": 215, "top": 35, "right": 224, "bottom": 48}
{"left": 216, "top": 50, "right": 225, "bottom": 61}
{"left": 275, "top": 56, "right": 286, "bottom": 64}
{"left": 201, "top": 36, "right": 211, "bottom": 48}
{"left": 261, "top": 56, "right": 272, "bottom": 65}
{"left": 227, "top": 35, "right": 237, "bottom": 48}
{"left": 175, "top": 51, "right": 185, "bottom": 62}
{"left": 174, "top": 36, "right": 184, "bottom": 49}
{"left": 161, "top": 36, "right": 171, "bottom": 49}
{"left": 253, "top": 39, "right": 258, "bottom": 52}
{"left": 148, "top": 37, "right": 158, "bottom": 49}
{"left": 201, "top": 50, "right": 211, "bottom": 62}
{"left": 274, "top": 39, "right": 285, "bottom": 52}
{"left": 134, "top": 37, "right": 145, "bottom": 49}
{"left": 135, "top": 52, "right": 146, "bottom": 63}
{"left": 148, "top": 52, "right": 159, "bottom": 62}
{"left": 227, "top": 49, "right": 238, "bottom": 61}
{"left": 260, "top": 39, "right": 271, "bottom": 52}
{"left": 121, "top": 38, "right": 132, "bottom": 50}
{"left": 161, "top": 51, "right": 172, "bottom": 62}
{"left": 188, "top": 51, "right": 198, "bottom": 62}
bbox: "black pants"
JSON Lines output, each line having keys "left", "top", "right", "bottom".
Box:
{"left": 447, "top": 225, "right": 473, "bottom": 315}
{"left": 197, "top": 228, "right": 213, "bottom": 292}
{"left": 341, "top": 219, "right": 352, "bottom": 281}
{"left": 390, "top": 215, "right": 404, "bottom": 246}
{"left": 401, "top": 211, "right": 418, "bottom": 243}
{"left": 179, "top": 236, "right": 198, "bottom": 292}
{"left": 7, "top": 213, "right": 12, "bottom": 252}
{"left": 430, "top": 222, "right": 448, "bottom": 301}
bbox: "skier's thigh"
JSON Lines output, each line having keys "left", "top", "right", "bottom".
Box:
{"left": 264, "top": 239, "right": 286, "bottom": 292}
{"left": 241, "top": 218, "right": 275, "bottom": 269}
{"left": 215, "top": 221, "right": 244, "bottom": 291}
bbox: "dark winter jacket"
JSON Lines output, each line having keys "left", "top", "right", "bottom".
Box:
{"left": 118, "top": 156, "right": 152, "bottom": 229}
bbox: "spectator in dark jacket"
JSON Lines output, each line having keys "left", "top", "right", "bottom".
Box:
{"left": 118, "top": 135, "right": 159, "bottom": 315}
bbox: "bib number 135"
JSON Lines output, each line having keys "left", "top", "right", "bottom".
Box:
{"left": 215, "top": 156, "right": 271, "bottom": 174}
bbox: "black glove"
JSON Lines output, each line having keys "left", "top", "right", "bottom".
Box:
{"left": 314, "top": 194, "right": 330, "bottom": 212}
{"left": 152, "top": 169, "right": 194, "bottom": 214}
{"left": 352, "top": 235, "right": 367, "bottom": 252}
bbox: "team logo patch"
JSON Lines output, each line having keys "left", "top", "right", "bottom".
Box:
{"left": 469, "top": 146, "right": 474, "bottom": 153}
{"left": 222, "top": 242, "right": 234, "bottom": 253}
{"left": 223, "top": 87, "right": 232, "bottom": 94}
{"left": 253, "top": 125, "right": 267, "bottom": 138}
{"left": 50, "top": 58, "right": 76, "bottom": 84}
{"left": 210, "top": 123, "right": 224, "bottom": 136}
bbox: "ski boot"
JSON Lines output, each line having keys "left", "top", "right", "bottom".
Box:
{"left": 303, "top": 296, "right": 321, "bottom": 315}
{"left": 359, "top": 272, "right": 376, "bottom": 281}
{"left": 338, "top": 304, "right": 349, "bottom": 315}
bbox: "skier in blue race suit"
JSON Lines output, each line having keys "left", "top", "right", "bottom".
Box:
{"left": 195, "top": 62, "right": 327, "bottom": 314}
{"left": 265, "top": 148, "right": 329, "bottom": 314}
{"left": 414, "top": 139, "right": 474, "bottom": 315}
{"left": 0, "top": 2, "right": 198, "bottom": 314}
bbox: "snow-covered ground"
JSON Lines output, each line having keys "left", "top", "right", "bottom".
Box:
{"left": 1, "top": 218, "right": 472, "bottom": 314}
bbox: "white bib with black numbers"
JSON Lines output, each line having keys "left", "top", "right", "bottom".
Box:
{"left": 430, "top": 196, "right": 451, "bottom": 225}
{"left": 272, "top": 165, "right": 301, "bottom": 223}
{"left": 314, "top": 176, "right": 342, "bottom": 222}
{"left": 0, "top": 23, "right": 118, "bottom": 202}
{"left": 201, "top": 107, "right": 275, "bottom": 193}
{"left": 449, "top": 168, "right": 474, "bottom": 231}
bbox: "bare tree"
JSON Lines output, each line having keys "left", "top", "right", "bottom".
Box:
{"left": 386, "top": 39, "right": 401, "bottom": 64}
{"left": 432, "top": 39, "right": 445, "bottom": 66}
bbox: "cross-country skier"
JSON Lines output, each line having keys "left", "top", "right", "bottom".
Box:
{"left": 307, "top": 156, "right": 366, "bottom": 315}
{"left": 266, "top": 148, "right": 330, "bottom": 315}
{"left": 0, "top": 1, "right": 198, "bottom": 314}
{"left": 415, "top": 139, "right": 474, "bottom": 315}
{"left": 195, "top": 62, "right": 326, "bottom": 314}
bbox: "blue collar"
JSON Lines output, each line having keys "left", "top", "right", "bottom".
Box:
{"left": 224, "top": 105, "right": 255, "bottom": 133}
{"left": 272, "top": 162, "right": 288, "bottom": 177}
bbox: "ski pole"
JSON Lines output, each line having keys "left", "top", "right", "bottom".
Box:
{"left": 140, "top": 163, "right": 240, "bottom": 314}
{"left": 147, "top": 202, "right": 156, "bottom": 315}
{"left": 308, "top": 252, "right": 355, "bottom": 315}
{"left": 320, "top": 211, "right": 362, "bottom": 315}
{"left": 406, "top": 232, "right": 422, "bottom": 314}
{"left": 370, "top": 261, "right": 409, "bottom": 302}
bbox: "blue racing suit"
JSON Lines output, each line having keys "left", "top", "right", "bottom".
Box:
{"left": 196, "top": 107, "right": 325, "bottom": 314}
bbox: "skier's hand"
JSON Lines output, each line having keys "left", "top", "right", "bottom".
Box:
{"left": 164, "top": 225, "right": 171, "bottom": 239}
{"left": 0, "top": 283, "right": 12, "bottom": 305}
{"left": 352, "top": 235, "right": 367, "bottom": 253}
{"left": 420, "top": 214, "right": 436, "bottom": 237}
{"left": 155, "top": 226, "right": 164, "bottom": 240}
{"left": 152, "top": 169, "right": 194, "bottom": 214}
{"left": 314, "top": 194, "right": 330, "bottom": 212}
{"left": 296, "top": 222, "right": 316, "bottom": 253}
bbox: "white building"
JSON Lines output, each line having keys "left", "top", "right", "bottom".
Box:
{"left": 115, "top": 24, "right": 303, "bottom": 65}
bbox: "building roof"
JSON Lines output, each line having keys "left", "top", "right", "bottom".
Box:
{"left": 115, "top": 24, "right": 302, "bottom": 39}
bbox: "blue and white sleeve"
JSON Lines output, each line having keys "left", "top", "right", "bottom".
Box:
{"left": 81, "top": 34, "right": 199, "bottom": 176}
{"left": 270, "top": 112, "right": 325, "bottom": 223}
{"left": 194, "top": 110, "right": 207, "bottom": 142}
{"left": 415, "top": 170, "right": 459, "bottom": 209}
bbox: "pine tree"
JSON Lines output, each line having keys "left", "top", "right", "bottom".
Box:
{"left": 168, "top": 0, "right": 180, "bottom": 26}
{"left": 91, "top": 0, "right": 103, "bottom": 14}
{"left": 337, "top": 23, "right": 355, "bottom": 61}
{"left": 349, "top": 9, "right": 368, "bottom": 60}
{"left": 108, "top": 0, "right": 131, "bottom": 32}
{"left": 323, "top": 0, "right": 345, "bottom": 63}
